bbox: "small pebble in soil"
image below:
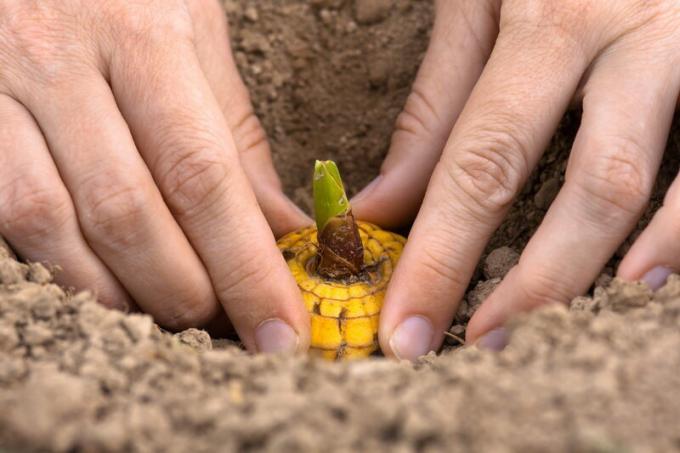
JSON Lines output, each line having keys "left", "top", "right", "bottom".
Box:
{"left": 445, "top": 325, "right": 466, "bottom": 346}
{"left": 244, "top": 6, "right": 259, "bottom": 22}
{"left": 594, "top": 269, "right": 614, "bottom": 289}
{"left": 468, "top": 278, "right": 501, "bottom": 310}
{"left": 0, "top": 259, "right": 27, "bottom": 284}
{"left": 534, "top": 177, "right": 561, "bottom": 210}
{"left": 368, "top": 59, "right": 389, "bottom": 88}
{"left": 450, "top": 324, "right": 465, "bottom": 336}
{"left": 27, "top": 263, "right": 52, "bottom": 284}
{"left": 175, "top": 328, "right": 212, "bottom": 352}
{"left": 319, "top": 9, "right": 334, "bottom": 24}
{"left": 354, "top": 0, "right": 392, "bottom": 24}
{"left": 0, "top": 235, "right": 14, "bottom": 258}
{"left": 483, "top": 247, "right": 520, "bottom": 280}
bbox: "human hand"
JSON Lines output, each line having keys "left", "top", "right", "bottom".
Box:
{"left": 352, "top": 0, "right": 680, "bottom": 359}
{"left": 0, "top": 0, "right": 311, "bottom": 353}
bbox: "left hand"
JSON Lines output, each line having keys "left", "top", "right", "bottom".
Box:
{"left": 352, "top": 0, "right": 680, "bottom": 359}
{"left": 0, "top": 0, "right": 312, "bottom": 353}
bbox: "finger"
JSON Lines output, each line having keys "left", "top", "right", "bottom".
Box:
{"left": 617, "top": 86, "right": 680, "bottom": 289}
{"left": 467, "top": 49, "right": 680, "bottom": 345}
{"left": 351, "top": 0, "right": 499, "bottom": 227}
{"left": 379, "top": 19, "right": 595, "bottom": 360}
{"left": 110, "top": 25, "right": 309, "bottom": 353}
{"left": 14, "top": 75, "right": 220, "bottom": 329}
{"left": 618, "top": 172, "right": 680, "bottom": 290}
{"left": 0, "top": 94, "right": 132, "bottom": 309}
{"left": 187, "top": 0, "right": 311, "bottom": 236}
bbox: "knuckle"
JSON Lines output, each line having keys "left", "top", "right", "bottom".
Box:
{"left": 79, "top": 177, "right": 150, "bottom": 249}
{"left": 215, "top": 252, "right": 273, "bottom": 302}
{"left": 111, "top": 0, "right": 193, "bottom": 47}
{"left": 499, "top": 0, "right": 593, "bottom": 59}
{"left": 624, "top": 1, "right": 680, "bottom": 50}
{"left": 229, "top": 109, "right": 268, "bottom": 156}
{"left": 158, "top": 288, "right": 218, "bottom": 331}
{"left": 445, "top": 124, "right": 530, "bottom": 216}
{"left": 0, "top": 180, "right": 72, "bottom": 241}
{"left": 418, "top": 240, "right": 468, "bottom": 290}
{"left": 435, "top": 0, "right": 498, "bottom": 55}
{"left": 0, "top": 5, "right": 85, "bottom": 87}
{"left": 394, "top": 85, "right": 440, "bottom": 139}
{"left": 575, "top": 137, "right": 651, "bottom": 220}
{"left": 517, "top": 264, "right": 572, "bottom": 307}
{"left": 157, "top": 144, "right": 231, "bottom": 218}
{"left": 185, "top": 0, "right": 227, "bottom": 29}
{"left": 502, "top": 0, "right": 590, "bottom": 32}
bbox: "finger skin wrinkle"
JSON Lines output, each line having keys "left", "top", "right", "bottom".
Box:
{"left": 185, "top": 0, "right": 227, "bottom": 30}
{"left": 614, "top": 0, "right": 678, "bottom": 44}
{"left": 157, "top": 148, "right": 233, "bottom": 220}
{"left": 0, "top": 179, "right": 72, "bottom": 242}
{"left": 416, "top": 241, "right": 469, "bottom": 293}
{"left": 0, "top": 5, "right": 96, "bottom": 91}
{"left": 502, "top": 0, "right": 593, "bottom": 41}
{"left": 445, "top": 127, "right": 532, "bottom": 217}
{"left": 158, "top": 287, "right": 219, "bottom": 331}
{"left": 393, "top": 86, "right": 439, "bottom": 140}
{"left": 427, "top": 171, "right": 492, "bottom": 237}
{"left": 109, "top": 39, "right": 196, "bottom": 106}
{"left": 230, "top": 108, "right": 268, "bottom": 157}
{"left": 106, "top": 0, "right": 192, "bottom": 49}
{"left": 516, "top": 262, "right": 574, "bottom": 307}
{"left": 214, "top": 252, "right": 277, "bottom": 316}
{"left": 571, "top": 172, "right": 648, "bottom": 224}
{"left": 499, "top": 4, "right": 595, "bottom": 69}
{"left": 569, "top": 140, "right": 652, "bottom": 222}
{"left": 410, "top": 84, "right": 441, "bottom": 128}
{"left": 439, "top": 0, "right": 498, "bottom": 58}
{"left": 79, "top": 183, "right": 152, "bottom": 250}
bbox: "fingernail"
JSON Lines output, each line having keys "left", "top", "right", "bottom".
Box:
{"left": 476, "top": 327, "right": 508, "bottom": 351}
{"left": 641, "top": 266, "right": 673, "bottom": 291}
{"left": 255, "top": 319, "right": 299, "bottom": 354}
{"left": 351, "top": 176, "right": 383, "bottom": 204}
{"left": 389, "top": 315, "right": 434, "bottom": 361}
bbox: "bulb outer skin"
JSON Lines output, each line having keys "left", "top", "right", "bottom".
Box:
{"left": 316, "top": 211, "right": 364, "bottom": 279}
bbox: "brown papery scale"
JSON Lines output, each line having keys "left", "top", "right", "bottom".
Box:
{"left": 312, "top": 160, "right": 364, "bottom": 280}
{"left": 316, "top": 211, "right": 364, "bottom": 279}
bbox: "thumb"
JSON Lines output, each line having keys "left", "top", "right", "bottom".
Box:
{"left": 351, "top": 0, "right": 498, "bottom": 228}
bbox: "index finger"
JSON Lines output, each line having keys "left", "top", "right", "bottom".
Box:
{"left": 187, "top": 0, "right": 311, "bottom": 236}
{"left": 379, "top": 17, "right": 594, "bottom": 360}
{"left": 109, "top": 19, "right": 309, "bottom": 353}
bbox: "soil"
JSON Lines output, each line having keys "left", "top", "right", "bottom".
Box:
{"left": 2, "top": 0, "right": 680, "bottom": 451}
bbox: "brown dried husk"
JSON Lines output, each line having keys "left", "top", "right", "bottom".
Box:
{"left": 316, "top": 211, "right": 364, "bottom": 279}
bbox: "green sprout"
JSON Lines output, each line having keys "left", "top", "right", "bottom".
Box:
{"left": 313, "top": 160, "right": 350, "bottom": 232}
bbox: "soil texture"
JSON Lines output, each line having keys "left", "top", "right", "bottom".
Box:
{"left": 2, "top": 0, "right": 680, "bottom": 451}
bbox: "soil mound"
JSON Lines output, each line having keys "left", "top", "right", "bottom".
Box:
{"left": 2, "top": 247, "right": 680, "bottom": 452}
{"left": 2, "top": 1, "right": 680, "bottom": 451}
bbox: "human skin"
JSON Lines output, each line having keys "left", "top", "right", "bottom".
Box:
{"left": 0, "top": 0, "right": 313, "bottom": 354}
{"left": 352, "top": 0, "right": 680, "bottom": 360}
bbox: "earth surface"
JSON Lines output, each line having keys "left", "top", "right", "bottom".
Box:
{"left": 2, "top": 0, "right": 680, "bottom": 451}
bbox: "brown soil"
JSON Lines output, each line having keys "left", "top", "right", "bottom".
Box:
{"left": 2, "top": 0, "right": 680, "bottom": 451}
{"left": 227, "top": 0, "right": 433, "bottom": 211}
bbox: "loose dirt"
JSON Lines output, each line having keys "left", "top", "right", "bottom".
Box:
{"left": 2, "top": 0, "right": 680, "bottom": 451}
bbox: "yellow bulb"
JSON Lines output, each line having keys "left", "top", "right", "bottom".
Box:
{"left": 277, "top": 221, "right": 405, "bottom": 361}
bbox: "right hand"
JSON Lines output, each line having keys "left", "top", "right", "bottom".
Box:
{"left": 353, "top": 0, "right": 680, "bottom": 360}
{"left": 0, "top": 0, "right": 311, "bottom": 354}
